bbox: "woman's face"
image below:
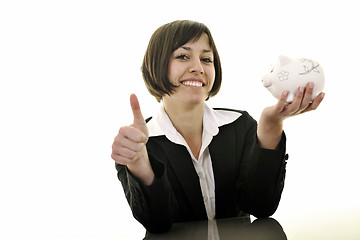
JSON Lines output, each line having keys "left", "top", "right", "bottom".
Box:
{"left": 166, "top": 34, "right": 215, "bottom": 106}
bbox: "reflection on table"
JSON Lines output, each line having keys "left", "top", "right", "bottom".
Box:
{"left": 144, "top": 217, "right": 287, "bottom": 240}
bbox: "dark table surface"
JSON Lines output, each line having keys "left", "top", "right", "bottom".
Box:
{"left": 144, "top": 216, "right": 287, "bottom": 240}
{"left": 144, "top": 213, "right": 360, "bottom": 240}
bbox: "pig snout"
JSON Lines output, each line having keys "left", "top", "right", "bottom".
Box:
{"left": 262, "top": 77, "right": 272, "bottom": 88}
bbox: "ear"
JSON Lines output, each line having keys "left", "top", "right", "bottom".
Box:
{"left": 278, "top": 55, "right": 292, "bottom": 66}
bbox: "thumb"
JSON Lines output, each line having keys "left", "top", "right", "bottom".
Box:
{"left": 130, "top": 94, "right": 146, "bottom": 125}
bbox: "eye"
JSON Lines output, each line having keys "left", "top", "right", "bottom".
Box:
{"left": 176, "top": 54, "right": 189, "bottom": 60}
{"left": 201, "top": 58, "right": 213, "bottom": 63}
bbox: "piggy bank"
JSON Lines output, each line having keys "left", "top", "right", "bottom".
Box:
{"left": 262, "top": 55, "right": 325, "bottom": 103}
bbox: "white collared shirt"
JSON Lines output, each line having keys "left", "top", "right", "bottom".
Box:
{"left": 147, "top": 103, "right": 242, "bottom": 220}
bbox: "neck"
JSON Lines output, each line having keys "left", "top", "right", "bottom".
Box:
{"left": 163, "top": 99, "right": 204, "bottom": 159}
{"left": 163, "top": 100, "right": 204, "bottom": 136}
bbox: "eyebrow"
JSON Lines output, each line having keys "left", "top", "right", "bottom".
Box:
{"left": 181, "top": 46, "right": 212, "bottom": 53}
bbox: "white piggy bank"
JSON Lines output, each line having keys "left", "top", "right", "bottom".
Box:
{"left": 262, "top": 55, "right": 325, "bottom": 103}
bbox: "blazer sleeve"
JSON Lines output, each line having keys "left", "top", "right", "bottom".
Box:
{"left": 116, "top": 153, "right": 177, "bottom": 233}
{"left": 236, "top": 111, "right": 288, "bottom": 218}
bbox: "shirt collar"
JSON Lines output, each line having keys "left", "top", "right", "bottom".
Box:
{"left": 147, "top": 102, "right": 242, "bottom": 141}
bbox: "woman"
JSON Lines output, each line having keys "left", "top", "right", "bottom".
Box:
{"left": 111, "top": 20, "right": 325, "bottom": 233}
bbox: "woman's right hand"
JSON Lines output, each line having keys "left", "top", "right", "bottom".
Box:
{"left": 111, "top": 94, "right": 154, "bottom": 185}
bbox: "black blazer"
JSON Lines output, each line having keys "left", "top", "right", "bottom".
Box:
{"left": 116, "top": 109, "right": 288, "bottom": 233}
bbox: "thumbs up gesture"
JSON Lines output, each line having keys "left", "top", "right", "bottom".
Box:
{"left": 111, "top": 94, "right": 154, "bottom": 185}
{"left": 129, "top": 93, "right": 149, "bottom": 141}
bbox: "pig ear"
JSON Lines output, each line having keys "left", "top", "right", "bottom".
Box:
{"left": 278, "top": 55, "right": 292, "bottom": 66}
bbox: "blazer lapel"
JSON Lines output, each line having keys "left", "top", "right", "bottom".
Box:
{"left": 161, "top": 139, "right": 207, "bottom": 219}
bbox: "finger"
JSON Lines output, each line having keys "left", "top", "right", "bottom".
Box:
{"left": 302, "top": 92, "right": 325, "bottom": 113}
{"left": 130, "top": 94, "right": 146, "bottom": 125}
{"left": 275, "top": 90, "right": 289, "bottom": 113}
{"left": 113, "top": 144, "right": 136, "bottom": 158}
{"left": 286, "top": 86, "right": 304, "bottom": 115}
{"left": 297, "top": 82, "right": 314, "bottom": 113}
{"left": 119, "top": 126, "right": 147, "bottom": 143}
{"left": 111, "top": 153, "right": 134, "bottom": 165}
{"left": 114, "top": 135, "right": 144, "bottom": 152}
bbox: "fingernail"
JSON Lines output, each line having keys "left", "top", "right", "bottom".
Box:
{"left": 283, "top": 90, "right": 289, "bottom": 96}
{"left": 320, "top": 92, "right": 325, "bottom": 99}
{"left": 299, "top": 87, "right": 304, "bottom": 93}
{"left": 309, "top": 82, "right": 314, "bottom": 89}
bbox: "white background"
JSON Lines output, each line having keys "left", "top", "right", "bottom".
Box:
{"left": 1, "top": 0, "right": 359, "bottom": 239}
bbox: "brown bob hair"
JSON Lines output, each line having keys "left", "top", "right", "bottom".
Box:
{"left": 141, "top": 20, "right": 222, "bottom": 102}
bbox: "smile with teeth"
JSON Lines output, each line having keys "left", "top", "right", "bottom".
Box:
{"left": 181, "top": 81, "right": 204, "bottom": 87}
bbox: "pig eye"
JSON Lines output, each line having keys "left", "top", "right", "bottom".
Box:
{"left": 270, "top": 65, "right": 275, "bottom": 73}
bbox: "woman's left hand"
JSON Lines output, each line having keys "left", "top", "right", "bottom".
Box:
{"left": 257, "top": 82, "right": 325, "bottom": 149}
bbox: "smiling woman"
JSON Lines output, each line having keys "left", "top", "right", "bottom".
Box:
{"left": 165, "top": 33, "right": 215, "bottom": 107}
{"left": 141, "top": 20, "right": 222, "bottom": 102}
{"left": 111, "top": 19, "right": 324, "bottom": 233}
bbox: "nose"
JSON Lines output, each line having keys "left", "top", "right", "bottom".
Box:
{"left": 189, "top": 58, "right": 204, "bottom": 74}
